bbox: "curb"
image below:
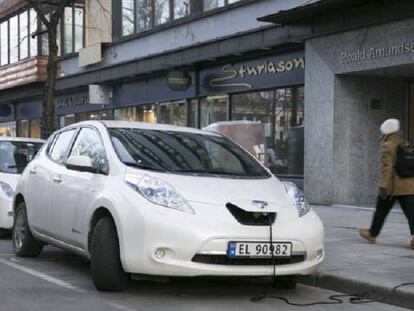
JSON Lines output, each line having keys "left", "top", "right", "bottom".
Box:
{"left": 299, "top": 274, "right": 414, "bottom": 310}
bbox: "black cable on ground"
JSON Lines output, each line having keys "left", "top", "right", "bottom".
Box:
{"left": 250, "top": 214, "right": 414, "bottom": 306}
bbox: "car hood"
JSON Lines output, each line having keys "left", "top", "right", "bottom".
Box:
{"left": 126, "top": 168, "right": 294, "bottom": 212}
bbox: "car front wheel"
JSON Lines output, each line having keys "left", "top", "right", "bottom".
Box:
{"left": 90, "top": 217, "right": 130, "bottom": 291}
{"left": 13, "top": 202, "right": 43, "bottom": 257}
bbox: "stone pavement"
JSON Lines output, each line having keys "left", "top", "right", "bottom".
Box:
{"left": 300, "top": 204, "right": 414, "bottom": 310}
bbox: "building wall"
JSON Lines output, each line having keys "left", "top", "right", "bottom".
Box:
{"left": 333, "top": 76, "right": 405, "bottom": 205}
{"left": 61, "top": 0, "right": 305, "bottom": 76}
{"left": 305, "top": 18, "right": 413, "bottom": 205}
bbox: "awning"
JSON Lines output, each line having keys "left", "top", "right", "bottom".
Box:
{"left": 258, "top": 0, "right": 380, "bottom": 25}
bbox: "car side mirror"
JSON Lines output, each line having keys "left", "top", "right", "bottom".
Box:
{"left": 66, "top": 155, "right": 96, "bottom": 173}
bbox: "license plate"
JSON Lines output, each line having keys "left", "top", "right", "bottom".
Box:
{"left": 227, "top": 241, "right": 292, "bottom": 257}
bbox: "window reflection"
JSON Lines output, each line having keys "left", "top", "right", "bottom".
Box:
{"left": 200, "top": 95, "right": 228, "bottom": 128}
{"left": 19, "top": 12, "right": 29, "bottom": 60}
{"left": 136, "top": 0, "right": 152, "bottom": 32}
{"left": 203, "top": 0, "right": 225, "bottom": 11}
{"left": 9, "top": 16, "right": 18, "bottom": 63}
{"left": 122, "top": 0, "right": 134, "bottom": 36}
{"left": 231, "top": 87, "right": 304, "bottom": 177}
{"left": 154, "top": 0, "right": 170, "bottom": 26}
{"left": 1, "top": 21, "right": 9, "bottom": 66}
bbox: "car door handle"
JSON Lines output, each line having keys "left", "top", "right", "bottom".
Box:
{"left": 29, "top": 168, "right": 37, "bottom": 175}
{"left": 53, "top": 176, "right": 62, "bottom": 183}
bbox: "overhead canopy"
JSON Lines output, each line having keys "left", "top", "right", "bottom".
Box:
{"left": 258, "top": 0, "right": 381, "bottom": 25}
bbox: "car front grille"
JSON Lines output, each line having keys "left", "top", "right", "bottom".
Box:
{"left": 225, "top": 203, "right": 276, "bottom": 226}
{"left": 191, "top": 254, "right": 305, "bottom": 266}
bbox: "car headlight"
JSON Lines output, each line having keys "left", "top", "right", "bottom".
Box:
{"left": 0, "top": 181, "right": 14, "bottom": 198}
{"left": 125, "top": 174, "right": 195, "bottom": 214}
{"left": 283, "top": 181, "right": 310, "bottom": 217}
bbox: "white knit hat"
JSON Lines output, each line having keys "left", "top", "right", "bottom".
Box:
{"left": 380, "top": 118, "right": 400, "bottom": 135}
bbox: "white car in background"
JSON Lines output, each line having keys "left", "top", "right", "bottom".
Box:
{"left": 13, "top": 121, "right": 324, "bottom": 292}
{"left": 0, "top": 137, "right": 43, "bottom": 238}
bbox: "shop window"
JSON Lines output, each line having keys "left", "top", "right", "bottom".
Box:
{"left": 17, "top": 120, "right": 30, "bottom": 138}
{"left": 188, "top": 99, "right": 198, "bottom": 128}
{"left": 0, "top": 122, "right": 16, "bottom": 137}
{"left": 30, "top": 119, "right": 40, "bottom": 138}
{"left": 114, "top": 105, "right": 156, "bottom": 123}
{"left": 77, "top": 110, "right": 114, "bottom": 122}
{"left": 17, "top": 119, "right": 41, "bottom": 138}
{"left": 59, "top": 114, "right": 76, "bottom": 128}
{"left": 231, "top": 86, "right": 304, "bottom": 178}
{"left": 200, "top": 95, "right": 228, "bottom": 129}
{"left": 159, "top": 101, "right": 186, "bottom": 126}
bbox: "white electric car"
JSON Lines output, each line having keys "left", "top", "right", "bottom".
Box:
{"left": 13, "top": 121, "right": 324, "bottom": 291}
{"left": 0, "top": 137, "right": 43, "bottom": 238}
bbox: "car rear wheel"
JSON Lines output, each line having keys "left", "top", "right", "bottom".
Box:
{"left": 90, "top": 217, "right": 130, "bottom": 292}
{"left": 13, "top": 202, "right": 43, "bottom": 257}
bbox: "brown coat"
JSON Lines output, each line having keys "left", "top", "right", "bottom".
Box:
{"left": 378, "top": 132, "right": 414, "bottom": 196}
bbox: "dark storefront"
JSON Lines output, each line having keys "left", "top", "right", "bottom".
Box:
{"left": 53, "top": 49, "right": 305, "bottom": 180}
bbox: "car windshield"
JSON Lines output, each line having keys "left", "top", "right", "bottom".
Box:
{"left": 0, "top": 141, "right": 43, "bottom": 174}
{"left": 109, "top": 128, "right": 270, "bottom": 179}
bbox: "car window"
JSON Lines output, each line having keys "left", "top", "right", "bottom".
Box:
{"left": 0, "top": 141, "right": 43, "bottom": 174}
{"left": 69, "top": 127, "right": 108, "bottom": 171}
{"left": 109, "top": 128, "right": 270, "bottom": 179}
{"left": 49, "top": 129, "right": 76, "bottom": 163}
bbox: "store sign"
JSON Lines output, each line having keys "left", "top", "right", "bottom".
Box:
{"left": 340, "top": 41, "right": 414, "bottom": 64}
{"left": 89, "top": 84, "right": 112, "bottom": 105}
{"left": 200, "top": 51, "right": 305, "bottom": 95}
{"left": 166, "top": 70, "right": 192, "bottom": 91}
{"left": 57, "top": 93, "right": 89, "bottom": 109}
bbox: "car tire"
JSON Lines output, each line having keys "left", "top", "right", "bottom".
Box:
{"left": 0, "top": 229, "right": 9, "bottom": 239}
{"left": 276, "top": 276, "right": 297, "bottom": 290}
{"left": 13, "top": 202, "right": 43, "bottom": 257}
{"left": 90, "top": 217, "right": 130, "bottom": 292}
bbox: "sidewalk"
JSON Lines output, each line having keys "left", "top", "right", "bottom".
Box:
{"left": 300, "top": 205, "right": 414, "bottom": 309}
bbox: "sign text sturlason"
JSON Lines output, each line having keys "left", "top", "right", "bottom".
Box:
{"left": 210, "top": 57, "right": 305, "bottom": 89}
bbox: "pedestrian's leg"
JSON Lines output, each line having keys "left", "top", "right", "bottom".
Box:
{"left": 369, "top": 196, "right": 395, "bottom": 237}
{"left": 397, "top": 196, "right": 414, "bottom": 236}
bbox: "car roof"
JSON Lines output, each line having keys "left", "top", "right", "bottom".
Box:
{"left": 77, "top": 120, "right": 220, "bottom": 136}
{"left": 0, "top": 137, "right": 45, "bottom": 143}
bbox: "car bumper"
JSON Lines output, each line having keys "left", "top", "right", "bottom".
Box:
{"left": 0, "top": 196, "right": 13, "bottom": 230}
{"left": 117, "top": 201, "right": 324, "bottom": 277}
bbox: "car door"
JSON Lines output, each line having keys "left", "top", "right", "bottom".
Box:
{"left": 27, "top": 129, "right": 77, "bottom": 235}
{"left": 51, "top": 126, "right": 109, "bottom": 248}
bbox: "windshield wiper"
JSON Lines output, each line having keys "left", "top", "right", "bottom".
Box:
{"left": 123, "top": 161, "right": 166, "bottom": 172}
{"left": 172, "top": 168, "right": 243, "bottom": 176}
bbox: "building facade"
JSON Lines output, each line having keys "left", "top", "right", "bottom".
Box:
{"left": 260, "top": 0, "right": 414, "bottom": 205}
{"left": 0, "top": 0, "right": 308, "bottom": 186}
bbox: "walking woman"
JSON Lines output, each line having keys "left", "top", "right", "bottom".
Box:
{"left": 359, "top": 119, "right": 414, "bottom": 249}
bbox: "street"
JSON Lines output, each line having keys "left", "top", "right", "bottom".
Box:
{"left": 0, "top": 238, "right": 409, "bottom": 311}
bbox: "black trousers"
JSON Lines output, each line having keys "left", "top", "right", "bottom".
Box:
{"left": 369, "top": 195, "right": 414, "bottom": 237}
